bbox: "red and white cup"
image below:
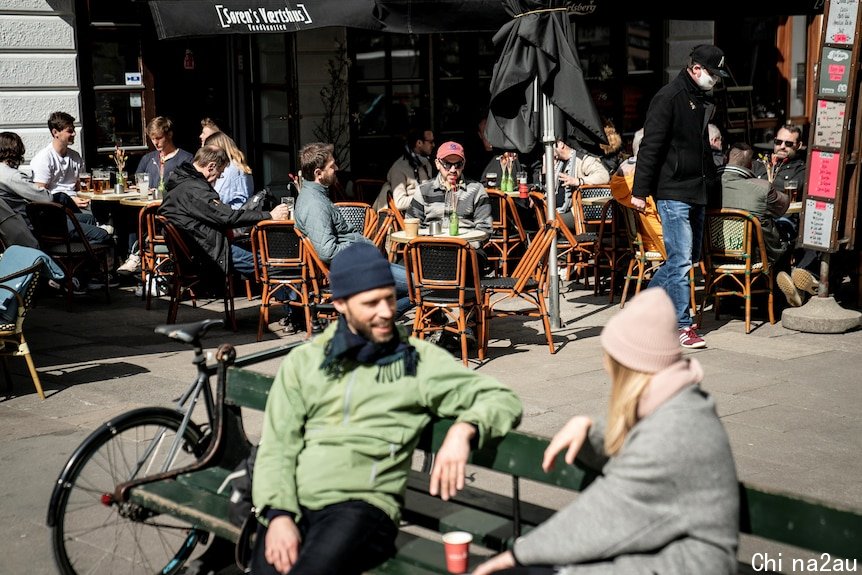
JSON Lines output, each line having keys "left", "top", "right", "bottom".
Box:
{"left": 442, "top": 531, "right": 472, "bottom": 574}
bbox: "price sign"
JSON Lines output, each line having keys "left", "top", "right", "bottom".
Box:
{"left": 825, "top": 0, "right": 859, "bottom": 44}
{"left": 802, "top": 200, "right": 835, "bottom": 250}
{"left": 814, "top": 100, "right": 846, "bottom": 148}
{"left": 807, "top": 150, "right": 840, "bottom": 200}
{"left": 819, "top": 48, "right": 852, "bottom": 96}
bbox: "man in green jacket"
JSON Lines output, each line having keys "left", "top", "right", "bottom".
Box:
{"left": 251, "top": 241, "right": 522, "bottom": 575}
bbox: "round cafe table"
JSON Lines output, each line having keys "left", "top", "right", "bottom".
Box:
{"left": 78, "top": 189, "right": 148, "bottom": 203}
{"left": 390, "top": 228, "right": 489, "bottom": 244}
{"left": 120, "top": 197, "right": 161, "bottom": 208}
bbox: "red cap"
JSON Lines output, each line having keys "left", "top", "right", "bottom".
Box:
{"left": 436, "top": 141, "right": 465, "bottom": 160}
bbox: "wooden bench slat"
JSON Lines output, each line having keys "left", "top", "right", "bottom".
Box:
{"left": 131, "top": 480, "right": 241, "bottom": 542}
{"left": 371, "top": 531, "right": 487, "bottom": 574}
{"left": 225, "top": 367, "right": 274, "bottom": 410}
{"left": 175, "top": 466, "right": 234, "bottom": 494}
{"left": 741, "top": 485, "right": 862, "bottom": 560}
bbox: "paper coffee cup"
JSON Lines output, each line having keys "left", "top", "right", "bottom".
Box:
{"left": 404, "top": 217, "right": 420, "bottom": 239}
{"left": 442, "top": 531, "right": 472, "bottom": 574}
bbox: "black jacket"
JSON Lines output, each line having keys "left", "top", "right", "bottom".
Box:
{"left": 158, "top": 163, "right": 270, "bottom": 273}
{"left": 633, "top": 69, "right": 718, "bottom": 206}
{"left": 752, "top": 153, "right": 806, "bottom": 197}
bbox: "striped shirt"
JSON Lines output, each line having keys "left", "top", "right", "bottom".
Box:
{"left": 407, "top": 175, "right": 492, "bottom": 233}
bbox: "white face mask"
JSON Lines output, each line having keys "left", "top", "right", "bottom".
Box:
{"left": 696, "top": 68, "right": 717, "bottom": 91}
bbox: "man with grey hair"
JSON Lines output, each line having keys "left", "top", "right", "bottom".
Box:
{"left": 158, "top": 145, "right": 290, "bottom": 277}
{"left": 708, "top": 123, "right": 725, "bottom": 166}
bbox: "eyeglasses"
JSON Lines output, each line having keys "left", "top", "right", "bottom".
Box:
{"left": 773, "top": 138, "right": 798, "bottom": 147}
{"left": 439, "top": 159, "right": 464, "bottom": 171}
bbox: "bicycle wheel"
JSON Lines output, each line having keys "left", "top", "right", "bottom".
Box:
{"left": 50, "top": 407, "right": 208, "bottom": 575}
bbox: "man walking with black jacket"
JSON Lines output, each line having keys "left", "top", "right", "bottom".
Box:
{"left": 631, "top": 44, "right": 728, "bottom": 349}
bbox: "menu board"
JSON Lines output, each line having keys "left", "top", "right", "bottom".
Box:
{"left": 814, "top": 100, "right": 846, "bottom": 148}
{"left": 819, "top": 48, "right": 852, "bottom": 96}
{"left": 802, "top": 200, "right": 835, "bottom": 250}
{"left": 807, "top": 150, "right": 841, "bottom": 200}
{"left": 825, "top": 0, "right": 859, "bottom": 44}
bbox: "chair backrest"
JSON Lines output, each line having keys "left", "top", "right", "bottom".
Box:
{"left": 0, "top": 254, "right": 43, "bottom": 326}
{"left": 156, "top": 215, "right": 201, "bottom": 280}
{"left": 26, "top": 201, "right": 99, "bottom": 258}
{"left": 404, "top": 237, "right": 482, "bottom": 305}
{"left": 372, "top": 208, "right": 396, "bottom": 250}
{"left": 295, "top": 229, "right": 331, "bottom": 300}
{"left": 250, "top": 220, "right": 306, "bottom": 285}
{"left": 703, "top": 208, "right": 769, "bottom": 269}
{"left": 387, "top": 192, "right": 406, "bottom": 231}
{"left": 335, "top": 202, "right": 379, "bottom": 238}
{"left": 618, "top": 203, "right": 667, "bottom": 260}
{"left": 574, "top": 185, "right": 613, "bottom": 234}
{"left": 529, "top": 191, "right": 548, "bottom": 227}
{"left": 486, "top": 189, "right": 527, "bottom": 242}
{"left": 140, "top": 201, "right": 168, "bottom": 256}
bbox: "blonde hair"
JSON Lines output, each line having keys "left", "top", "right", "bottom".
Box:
{"left": 204, "top": 131, "right": 252, "bottom": 175}
{"left": 603, "top": 353, "right": 653, "bottom": 456}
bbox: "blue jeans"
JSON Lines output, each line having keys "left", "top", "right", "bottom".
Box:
{"left": 231, "top": 244, "right": 256, "bottom": 277}
{"left": 652, "top": 200, "right": 704, "bottom": 328}
{"left": 389, "top": 262, "right": 412, "bottom": 317}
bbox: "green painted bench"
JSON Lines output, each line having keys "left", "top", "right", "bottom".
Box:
{"left": 120, "top": 353, "right": 862, "bottom": 574}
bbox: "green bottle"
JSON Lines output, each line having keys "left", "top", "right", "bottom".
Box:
{"left": 449, "top": 209, "right": 459, "bottom": 236}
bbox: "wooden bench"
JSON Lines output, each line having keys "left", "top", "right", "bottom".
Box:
{"left": 118, "top": 355, "right": 862, "bottom": 574}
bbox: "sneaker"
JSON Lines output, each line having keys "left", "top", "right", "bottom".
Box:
{"left": 679, "top": 326, "right": 706, "bottom": 349}
{"left": 87, "top": 274, "right": 120, "bottom": 290}
{"left": 557, "top": 266, "right": 569, "bottom": 281}
{"left": 98, "top": 224, "right": 115, "bottom": 236}
{"left": 791, "top": 268, "right": 819, "bottom": 295}
{"left": 117, "top": 253, "right": 142, "bottom": 275}
{"left": 777, "top": 271, "right": 802, "bottom": 307}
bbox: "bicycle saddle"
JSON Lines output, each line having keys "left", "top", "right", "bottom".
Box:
{"left": 155, "top": 319, "right": 224, "bottom": 343}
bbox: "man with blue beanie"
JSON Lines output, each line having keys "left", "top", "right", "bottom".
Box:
{"left": 251, "top": 241, "right": 522, "bottom": 575}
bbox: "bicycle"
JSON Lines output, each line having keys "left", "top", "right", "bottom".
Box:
{"left": 46, "top": 318, "right": 300, "bottom": 575}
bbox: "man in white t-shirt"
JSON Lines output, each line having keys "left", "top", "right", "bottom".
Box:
{"left": 31, "top": 111, "right": 88, "bottom": 207}
{"left": 30, "top": 112, "right": 112, "bottom": 259}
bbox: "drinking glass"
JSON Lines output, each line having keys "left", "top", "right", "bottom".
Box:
{"left": 281, "top": 196, "right": 295, "bottom": 218}
{"left": 135, "top": 173, "right": 150, "bottom": 192}
{"left": 92, "top": 169, "right": 110, "bottom": 194}
{"left": 79, "top": 172, "right": 91, "bottom": 193}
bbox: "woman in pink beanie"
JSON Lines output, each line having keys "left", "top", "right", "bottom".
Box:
{"left": 474, "top": 288, "right": 739, "bottom": 575}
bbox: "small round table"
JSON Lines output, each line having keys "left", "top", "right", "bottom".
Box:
{"left": 79, "top": 190, "right": 148, "bottom": 203}
{"left": 390, "top": 228, "right": 490, "bottom": 244}
{"left": 120, "top": 197, "right": 160, "bottom": 208}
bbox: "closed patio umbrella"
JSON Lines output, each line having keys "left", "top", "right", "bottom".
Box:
{"left": 485, "top": 0, "right": 606, "bottom": 328}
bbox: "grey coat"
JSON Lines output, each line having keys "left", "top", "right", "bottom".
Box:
{"left": 513, "top": 385, "right": 739, "bottom": 575}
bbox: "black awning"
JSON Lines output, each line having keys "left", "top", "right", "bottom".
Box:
{"left": 147, "top": 0, "right": 825, "bottom": 39}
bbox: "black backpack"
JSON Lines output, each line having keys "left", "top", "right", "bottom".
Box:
{"left": 226, "top": 446, "right": 257, "bottom": 571}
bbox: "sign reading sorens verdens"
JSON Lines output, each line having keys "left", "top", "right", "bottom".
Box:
{"left": 215, "top": 3, "right": 312, "bottom": 31}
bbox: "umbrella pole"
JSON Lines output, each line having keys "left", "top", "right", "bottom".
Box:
{"left": 542, "top": 92, "right": 561, "bottom": 329}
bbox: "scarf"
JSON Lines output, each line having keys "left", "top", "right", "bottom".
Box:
{"left": 321, "top": 317, "right": 418, "bottom": 382}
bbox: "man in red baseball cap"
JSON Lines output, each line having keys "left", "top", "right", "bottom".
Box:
{"left": 406, "top": 140, "right": 492, "bottom": 242}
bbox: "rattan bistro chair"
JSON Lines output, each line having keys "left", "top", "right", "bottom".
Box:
{"left": 26, "top": 201, "right": 112, "bottom": 308}
{"left": 157, "top": 216, "right": 237, "bottom": 331}
{"left": 404, "top": 236, "right": 486, "bottom": 366}
{"left": 251, "top": 220, "right": 315, "bottom": 341}
{"left": 138, "top": 201, "right": 172, "bottom": 310}
{"left": 484, "top": 189, "right": 527, "bottom": 277}
{"left": 481, "top": 221, "right": 556, "bottom": 354}
{"left": 335, "top": 202, "right": 378, "bottom": 238}
{"left": 0, "top": 257, "right": 46, "bottom": 399}
{"left": 697, "top": 208, "right": 775, "bottom": 334}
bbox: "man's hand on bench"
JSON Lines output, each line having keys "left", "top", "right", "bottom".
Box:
{"left": 429, "top": 421, "right": 476, "bottom": 501}
{"left": 264, "top": 515, "right": 302, "bottom": 574}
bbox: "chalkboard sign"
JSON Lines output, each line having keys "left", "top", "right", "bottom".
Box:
{"left": 807, "top": 150, "right": 840, "bottom": 200}
{"left": 825, "top": 0, "right": 859, "bottom": 44}
{"left": 814, "top": 99, "right": 847, "bottom": 148}
{"left": 802, "top": 199, "right": 835, "bottom": 250}
{"left": 819, "top": 47, "right": 852, "bottom": 96}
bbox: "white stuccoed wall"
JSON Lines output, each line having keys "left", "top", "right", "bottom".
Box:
{"left": 0, "top": 0, "right": 83, "bottom": 168}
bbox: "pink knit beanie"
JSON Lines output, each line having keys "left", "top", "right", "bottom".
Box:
{"left": 600, "top": 288, "right": 681, "bottom": 373}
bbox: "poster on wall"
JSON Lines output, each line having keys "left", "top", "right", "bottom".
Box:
{"left": 807, "top": 150, "right": 841, "bottom": 200}
{"left": 802, "top": 200, "right": 835, "bottom": 250}
{"left": 825, "top": 0, "right": 859, "bottom": 44}
{"left": 819, "top": 48, "right": 852, "bottom": 96}
{"left": 814, "top": 100, "right": 846, "bottom": 148}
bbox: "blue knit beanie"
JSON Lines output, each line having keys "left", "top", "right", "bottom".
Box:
{"left": 329, "top": 242, "right": 394, "bottom": 300}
